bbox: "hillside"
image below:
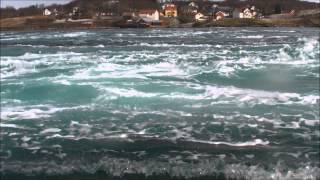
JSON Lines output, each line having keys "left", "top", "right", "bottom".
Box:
{"left": 0, "top": 0, "right": 319, "bottom": 19}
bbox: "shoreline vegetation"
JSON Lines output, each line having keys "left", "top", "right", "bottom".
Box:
{"left": 1, "top": 15, "right": 319, "bottom": 31}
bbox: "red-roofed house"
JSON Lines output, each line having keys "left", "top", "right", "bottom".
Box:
{"left": 163, "top": 3, "right": 178, "bottom": 17}
{"left": 215, "top": 11, "right": 226, "bottom": 20}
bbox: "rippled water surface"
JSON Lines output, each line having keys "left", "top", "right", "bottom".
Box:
{"left": 0, "top": 28, "right": 319, "bottom": 180}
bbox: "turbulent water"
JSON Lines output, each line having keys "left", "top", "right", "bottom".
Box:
{"left": 0, "top": 28, "right": 319, "bottom": 180}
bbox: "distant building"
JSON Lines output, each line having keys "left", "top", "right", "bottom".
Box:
{"left": 233, "top": 6, "right": 258, "bottom": 19}
{"left": 43, "top": 9, "right": 52, "bottom": 16}
{"left": 71, "top": 7, "right": 81, "bottom": 20}
{"left": 213, "top": 6, "right": 232, "bottom": 19}
{"left": 215, "top": 11, "right": 226, "bottom": 20}
{"left": 195, "top": 12, "right": 208, "bottom": 22}
{"left": 138, "top": 9, "right": 160, "bottom": 21}
{"left": 163, "top": 3, "right": 178, "bottom": 17}
{"left": 52, "top": 9, "right": 58, "bottom": 17}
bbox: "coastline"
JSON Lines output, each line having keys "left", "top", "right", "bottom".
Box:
{"left": 1, "top": 16, "right": 319, "bottom": 31}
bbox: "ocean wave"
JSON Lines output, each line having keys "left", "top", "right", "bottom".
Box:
{"left": 0, "top": 52, "right": 91, "bottom": 79}
{"left": 0, "top": 123, "right": 25, "bottom": 129}
{"left": 131, "top": 42, "right": 213, "bottom": 48}
{"left": 115, "top": 31, "right": 213, "bottom": 38}
{"left": 212, "top": 37, "right": 319, "bottom": 77}
{"left": 187, "top": 138, "right": 269, "bottom": 147}
{"left": 1, "top": 36, "right": 318, "bottom": 81}
{"left": 93, "top": 83, "right": 319, "bottom": 106}
{"left": 0, "top": 105, "right": 89, "bottom": 120}
{"left": 236, "top": 35, "right": 264, "bottom": 39}
{"left": 2, "top": 158, "right": 319, "bottom": 180}
{"left": 53, "top": 31, "right": 93, "bottom": 38}
{"left": 40, "top": 128, "right": 62, "bottom": 134}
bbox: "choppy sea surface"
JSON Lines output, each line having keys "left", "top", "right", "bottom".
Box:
{"left": 0, "top": 28, "right": 319, "bottom": 180}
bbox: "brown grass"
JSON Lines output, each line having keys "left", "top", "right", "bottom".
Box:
{"left": 0, "top": 16, "right": 54, "bottom": 29}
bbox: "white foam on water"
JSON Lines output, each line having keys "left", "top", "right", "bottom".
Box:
{"left": 21, "top": 136, "right": 31, "bottom": 142}
{"left": 168, "top": 84, "right": 319, "bottom": 106}
{"left": 133, "top": 43, "right": 212, "bottom": 48}
{"left": 94, "top": 44, "right": 105, "bottom": 48}
{"left": 1, "top": 51, "right": 89, "bottom": 79}
{"left": 53, "top": 79, "right": 72, "bottom": 85}
{"left": 300, "top": 118, "right": 319, "bottom": 126}
{"left": 119, "top": 134, "right": 128, "bottom": 138}
{"left": 70, "top": 61, "right": 187, "bottom": 82}
{"left": 71, "top": 63, "right": 148, "bottom": 80}
{"left": 69, "top": 121, "right": 93, "bottom": 135}
{"left": 267, "top": 36, "right": 289, "bottom": 38}
{"left": 26, "top": 146, "right": 41, "bottom": 150}
{"left": 1, "top": 105, "right": 88, "bottom": 120}
{"left": 208, "top": 37, "right": 319, "bottom": 77}
{"left": 117, "top": 31, "right": 212, "bottom": 38}
{"left": 8, "top": 133, "right": 20, "bottom": 136}
{"left": 0, "top": 59, "right": 38, "bottom": 79}
{"left": 54, "top": 32, "right": 92, "bottom": 38}
{"left": 188, "top": 139, "right": 269, "bottom": 147}
{"left": 301, "top": 37, "right": 319, "bottom": 53}
{"left": 5, "top": 36, "right": 314, "bottom": 83}
{"left": 143, "top": 62, "right": 187, "bottom": 77}
{"left": 91, "top": 79, "right": 318, "bottom": 106}
{"left": 277, "top": 38, "right": 319, "bottom": 64}
{"left": 1, "top": 106, "right": 59, "bottom": 120}
{"left": 46, "top": 134, "right": 76, "bottom": 139}
{"left": 137, "top": 129, "right": 146, "bottom": 135}
{"left": 100, "top": 87, "right": 160, "bottom": 98}
{"left": 0, "top": 123, "right": 24, "bottom": 129}
{"left": 236, "top": 35, "right": 264, "bottom": 39}
{"left": 40, "top": 128, "right": 62, "bottom": 134}
{"left": 4, "top": 156, "right": 318, "bottom": 180}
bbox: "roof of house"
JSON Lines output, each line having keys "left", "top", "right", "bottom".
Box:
{"left": 164, "top": 4, "right": 176, "bottom": 7}
{"left": 215, "top": 6, "right": 233, "bottom": 13}
{"left": 164, "top": 5, "right": 177, "bottom": 11}
{"left": 216, "top": 11, "right": 226, "bottom": 15}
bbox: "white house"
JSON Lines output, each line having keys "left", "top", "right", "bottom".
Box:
{"left": 195, "top": 12, "right": 208, "bottom": 22}
{"left": 233, "top": 6, "right": 258, "bottom": 19}
{"left": 243, "top": 8, "right": 253, "bottom": 18}
{"left": 43, "top": 9, "right": 52, "bottom": 16}
{"left": 138, "top": 9, "right": 160, "bottom": 21}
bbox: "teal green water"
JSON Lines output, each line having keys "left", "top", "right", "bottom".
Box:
{"left": 0, "top": 28, "right": 319, "bottom": 180}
